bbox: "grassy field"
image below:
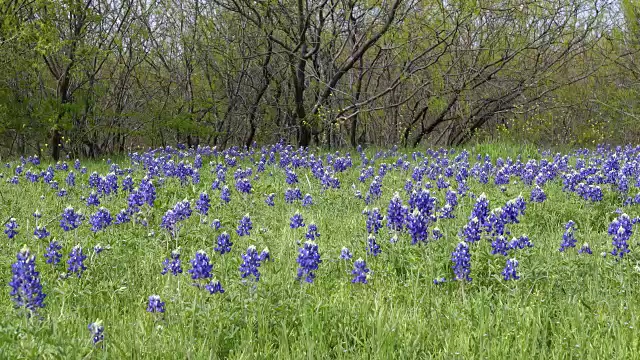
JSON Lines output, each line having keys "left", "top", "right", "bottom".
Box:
{"left": 1, "top": 143, "right": 640, "bottom": 359}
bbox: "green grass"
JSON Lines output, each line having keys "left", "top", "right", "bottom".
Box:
{"left": 1, "top": 144, "right": 639, "bottom": 359}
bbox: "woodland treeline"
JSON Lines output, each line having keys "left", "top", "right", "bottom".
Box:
{"left": 0, "top": 0, "right": 639, "bottom": 159}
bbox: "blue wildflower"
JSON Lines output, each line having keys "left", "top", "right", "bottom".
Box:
{"left": 530, "top": 186, "right": 546, "bottom": 203}
{"left": 259, "top": 247, "right": 271, "bottom": 262}
{"left": 9, "top": 246, "right": 46, "bottom": 313}
{"left": 387, "top": 192, "right": 407, "bottom": 232}
{"left": 296, "top": 240, "right": 322, "bottom": 283}
{"left": 147, "top": 295, "right": 165, "bottom": 313}
{"left": 220, "top": 186, "right": 231, "bottom": 203}
{"left": 44, "top": 241, "right": 62, "bottom": 265}
{"left": 67, "top": 245, "right": 87, "bottom": 278}
{"left": 89, "top": 207, "right": 113, "bottom": 233}
{"left": 433, "top": 277, "right": 446, "bottom": 285}
{"left": 609, "top": 213, "right": 633, "bottom": 259}
{"left": 502, "top": 258, "right": 520, "bottom": 281}
{"left": 265, "top": 193, "right": 275, "bottom": 206}
{"left": 214, "top": 232, "right": 233, "bottom": 255}
{"left": 340, "top": 247, "right": 352, "bottom": 260}
{"left": 188, "top": 250, "right": 213, "bottom": 280}
{"left": 88, "top": 321, "right": 104, "bottom": 346}
{"left": 290, "top": 212, "right": 305, "bottom": 229}
{"left": 451, "top": 242, "right": 471, "bottom": 282}
{"left": 351, "top": 258, "right": 370, "bottom": 284}
{"left": 559, "top": 220, "right": 577, "bottom": 252}
{"left": 60, "top": 207, "right": 83, "bottom": 231}
{"left": 33, "top": 225, "right": 50, "bottom": 239}
{"left": 239, "top": 245, "right": 261, "bottom": 281}
{"left": 305, "top": 223, "right": 320, "bottom": 240}
{"left": 87, "top": 191, "right": 100, "bottom": 206}
{"left": 236, "top": 214, "right": 252, "bottom": 236}
{"left": 161, "top": 249, "right": 183, "bottom": 276}
{"left": 204, "top": 280, "right": 225, "bottom": 294}
{"left": 302, "top": 193, "right": 313, "bottom": 207}
{"left": 578, "top": 243, "right": 592, "bottom": 255}
{"left": 196, "top": 192, "right": 211, "bottom": 215}
{"left": 366, "top": 234, "right": 381, "bottom": 256}
{"left": 5, "top": 218, "right": 19, "bottom": 239}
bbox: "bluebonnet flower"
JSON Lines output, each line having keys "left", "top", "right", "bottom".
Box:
{"left": 5, "top": 218, "right": 19, "bottom": 239}
{"left": 407, "top": 209, "right": 429, "bottom": 245}
{"left": 578, "top": 243, "right": 592, "bottom": 255}
{"left": 439, "top": 203, "right": 455, "bottom": 219}
{"left": 297, "top": 240, "right": 322, "bottom": 283}
{"left": 45, "top": 241, "right": 62, "bottom": 265}
{"left": 509, "top": 235, "right": 533, "bottom": 250}
{"left": 265, "top": 193, "right": 275, "bottom": 206}
{"left": 9, "top": 176, "right": 19, "bottom": 184}
{"left": 387, "top": 192, "right": 407, "bottom": 232}
{"left": 239, "top": 245, "right": 261, "bottom": 281}
{"left": 33, "top": 210, "right": 42, "bottom": 219}
{"left": 205, "top": 280, "right": 225, "bottom": 294}
{"left": 306, "top": 223, "right": 320, "bottom": 240}
{"left": 161, "top": 249, "right": 183, "bottom": 276}
{"left": 364, "top": 208, "right": 383, "bottom": 234}
{"left": 461, "top": 217, "right": 482, "bottom": 243}
{"left": 115, "top": 209, "right": 130, "bottom": 224}
{"left": 502, "top": 258, "right": 520, "bottom": 281}
{"left": 57, "top": 188, "right": 67, "bottom": 197}
{"left": 340, "top": 247, "right": 353, "bottom": 260}
{"left": 127, "top": 190, "right": 144, "bottom": 213}
{"left": 530, "top": 186, "right": 546, "bottom": 203}
{"left": 368, "top": 177, "right": 382, "bottom": 200}
{"left": 160, "top": 200, "right": 192, "bottom": 236}
{"left": 147, "top": 295, "right": 165, "bottom": 313}
{"left": 284, "top": 188, "right": 303, "bottom": 203}
{"left": 491, "top": 235, "right": 509, "bottom": 256}
{"left": 196, "top": 192, "right": 210, "bottom": 215}
{"left": 236, "top": 214, "right": 252, "bottom": 236}
{"left": 445, "top": 190, "right": 458, "bottom": 207}
{"left": 409, "top": 189, "right": 439, "bottom": 219}
{"left": 220, "top": 185, "right": 231, "bottom": 203}
{"left": 302, "top": 194, "right": 313, "bottom": 207}
{"left": 259, "top": 247, "right": 271, "bottom": 262}
{"left": 235, "top": 178, "right": 252, "bottom": 194}
{"left": 66, "top": 171, "right": 75, "bottom": 187}
{"left": 211, "top": 219, "right": 222, "bottom": 230}
{"left": 559, "top": 220, "right": 577, "bottom": 252}
{"left": 433, "top": 277, "right": 446, "bottom": 285}
{"left": 469, "top": 193, "right": 489, "bottom": 228}
{"left": 88, "top": 321, "right": 104, "bottom": 346}
{"left": 9, "top": 246, "right": 46, "bottom": 313}
{"left": 290, "top": 212, "right": 305, "bottom": 229}
{"left": 94, "top": 244, "right": 107, "bottom": 255}
{"left": 214, "top": 232, "right": 233, "bottom": 255}
{"left": 366, "top": 234, "right": 381, "bottom": 256}
{"left": 432, "top": 227, "right": 443, "bottom": 240}
{"left": 122, "top": 176, "right": 134, "bottom": 192}
{"left": 67, "top": 245, "right": 87, "bottom": 278}
{"left": 138, "top": 178, "right": 156, "bottom": 206}
{"left": 60, "top": 207, "right": 83, "bottom": 231}
{"left": 451, "top": 242, "right": 471, "bottom": 282}
{"left": 351, "top": 258, "right": 370, "bottom": 284}
{"left": 285, "top": 168, "right": 298, "bottom": 184}
{"left": 188, "top": 250, "right": 213, "bottom": 280}
{"left": 609, "top": 213, "right": 633, "bottom": 259}
{"left": 89, "top": 207, "right": 113, "bottom": 233}
{"left": 33, "top": 225, "right": 50, "bottom": 239}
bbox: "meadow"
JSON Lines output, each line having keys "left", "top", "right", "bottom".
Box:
{"left": 2, "top": 142, "right": 640, "bottom": 359}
